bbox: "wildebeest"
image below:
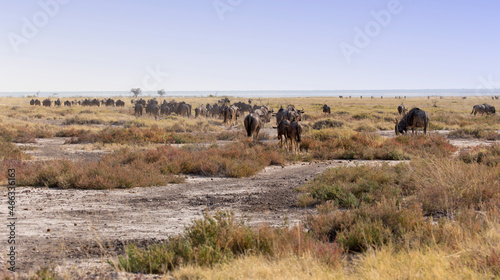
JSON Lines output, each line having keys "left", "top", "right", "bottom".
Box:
{"left": 30, "top": 99, "right": 35, "bottom": 106}
{"left": 277, "top": 119, "right": 290, "bottom": 148}
{"left": 115, "top": 100, "right": 125, "bottom": 107}
{"left": 209, "top": 104, "right": 220, "bottom": 118}
{"left": 54, "top": 99, "right": 61, "bottom": 107}
{"left": 397, "top": 103, "right": 406, "bottom": 116}
{"left": 34, "top": 99, "right": 41, "bottom": 106}
{"left": 42, "top": 99, "right": 52, "bottom": 107}
{"left": 223, "top": 105, "right": 239, "bottom": 126}
{"left": 395, "top": 108, "right": 429, "bottom": 135}
{"left": 105, "top": 98, "right": 115, "bottom": 107}
{"left": 471, "top": 104, "right": 496, "bottom": 116}
{"left": 274, "top": 106, "right": 303, "bottom": 125}
{"left": 244, "top": 112, "right": 264, "bottom": 140}
{"left": 63, "top": 100, "right": 71, "bottom": 107}
{"left": 177, "top": 103, "right": 191, "bottom": 118}
{"left": 233, "top": 101, "right": 252, "bottom": 115}
{"left": 160, "top": 103, "right": 170, "bottom": 116}
{"left": 194, "top": 106, "right": 208, "bottom": 118}
{"left": 146, "top": 103, "right": 160, "bottom": 119}
{"left": 322, "top": 104, "right": 331, "bottom": 115}
{"left": 134, "top": 103, "right": 143, "bottom": 116}
{"left": 286, "top": 121, "right": 303, "bottom": 153}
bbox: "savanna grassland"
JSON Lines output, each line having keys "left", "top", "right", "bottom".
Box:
{"left": 0, "top": 95, "right": 499, "bottom": 279}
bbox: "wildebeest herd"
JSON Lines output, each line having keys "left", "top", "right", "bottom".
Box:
{"left": 27, "top": 97, "right": 497, "bottom": 152}
{"left": 30, "top": 98, "right": 126, "bottom": 108}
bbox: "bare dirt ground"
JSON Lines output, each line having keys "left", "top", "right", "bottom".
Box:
{"left": 2, "top": 130, "right": 497, "bottom": 278}
{"left": 1, "top": 158, "right": 400, "bottom": 277}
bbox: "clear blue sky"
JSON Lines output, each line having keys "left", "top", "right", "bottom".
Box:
{"left": 1, "top": 0, "right": 499, "bottom": 92}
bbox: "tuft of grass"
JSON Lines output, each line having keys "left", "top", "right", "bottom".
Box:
{"left": 115, "top": 211, "right": 342, "bottom": 274}
{"left": 460, "top": 144, "right": 500, "bottom": 167}
{"left": 312, "top": 119, "right": 344, "bottom": 130}
{"left": 449, "top": 127, "right": 500, "bottom": 140}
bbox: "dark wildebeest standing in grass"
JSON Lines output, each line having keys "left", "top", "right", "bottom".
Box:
{"left": 115, "top": 100, "right": 125, "bottom": 107}
{"left": 146, "top": 103, "right": 160, "bottom": 120}
{"left": 397, "top": 103, "right": 406, "bottom": 116}
{"left": 194, "top": 106, "right": 208, "bottom": 118}
{"left": 34, "top": 99, "right": 41, "bottom": 106}
{"left": 177, "top": 103, "right": 191, "bottom": 118}
{"left": 244, "top": 112, "right": 264, "bottom": 140}
{"left": 287, "top": 121, "right": 303, "bottom": 153}
{"left": 322, "top": 104, "right": 331, "bottom": 115}
{"left": 472, "top": 104, "right": 496, "bottom": 116}
{"left": 484, "top": 104, "right": 496, "bottom": 115}
{"left": 395, "top": 108, "right": 429, "bottom": 135}
{"left": 274, "top": 106, "right": 304, "bottom": 126}
{"left": 134, "top": 103, "right": 143, "bottom": 116}
{"left": 54, "top": 99, "right": 61, "bottom": 107}
{"left": 64, "top": 100, "right": 71, "bottom": 107}
{"left": 105, "top": 98, "right": 115, "bottom": 107}
{"left": 30, "top": 99, "right": 35, "bottom": 106}
{"left": 42, "top": 99, "right": 52, "bottom": 107}
{"left": 276, "top": 119, "right": 290, "bottom": 148}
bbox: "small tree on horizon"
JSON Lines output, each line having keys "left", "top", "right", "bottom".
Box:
{"left": 157, "top": 89, "right": 166, "bottom": 97}
{"left": 131, "top": 88, "right": 142, "bottom": 98}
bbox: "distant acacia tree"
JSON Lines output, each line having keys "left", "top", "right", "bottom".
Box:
{"left": 157, "top": 89, "right": 166, "bottom": 97}
{"left": 131, "top": 88, "right": 142, "bottom": 98}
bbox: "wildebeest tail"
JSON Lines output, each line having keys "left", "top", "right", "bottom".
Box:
{"left": 245, "top": 117, "right": 253, "bottom": 137}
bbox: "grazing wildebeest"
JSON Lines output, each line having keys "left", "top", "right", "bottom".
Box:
{"left": 276, "top": 119, "right": 290, "bottom": 148}
{"left": 30, "top": 99, "right": 35, "bottom": 106}
{"left": 471, "top": 104, "right": 486, "bottom": 116}
{"left": 483, "top": 104, "right": 496, "bottom": 115}
{"left": 395, "top": 108, "right": 429, "bottom": 135}
{"left": 34, "top": 99, "right": 41, "bottom": 106}
{"left": 397, "top": 103, "right": 406, "bottom": 116}
{"left": 244, "top": 112, "right": 264, "bottom": 140}
{"left": 54, "top": 99, "right": 61, "bottom": 107}
{"left": 286, "top": 121, "right": 303, "bottom": 153}
{"left": 134, "top": 103, "right": 143, "bottom": 116}
{"left": 64, "top": 100, "right": 71, "bottom": 107}
{"left": 115, "top": 100, "right": 125, "bottom": 107}
{"left": 322, "top": 104, "right": 331, "bottom": 115}
{"left": 42, "top": 99, "right": 52, "bottom": 107}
